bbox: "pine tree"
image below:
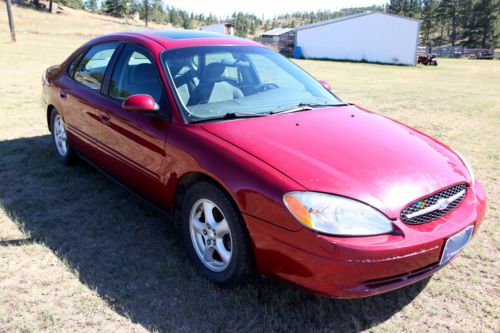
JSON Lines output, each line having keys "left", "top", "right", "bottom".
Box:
{"left": 388, "top": 0, "right": 403, "bottom": 14}
{"left": 438, "top": 0, "right": 460, "bottom": 46}
{"left": 59, "top": 0, "right": 84, "bottom": 9}
{"left": 103, "top": 0, "right": 129, "bottom": 17}
{"left": 408, "top": 0, "right": 422, "bottom": 17}
{"left": 169, "top": 7, "right": 182, "bottom": 26}
{"left": 422, "top": 0, "right": 438, "bottom": 50}
{"left": 86, "top": 0, "right": 98, "bottom": 13}
{"left": 182, "top": 17, "right": 193, "bottom": 29}
{"left": 149, "top": 0, "right": 165, "bottom": 24}
{"left": 472, "top": 0, "right": 500, "bottom": 48}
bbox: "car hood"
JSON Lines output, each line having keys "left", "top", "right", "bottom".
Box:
{"left": 202, "top": 105, "right": 469, "bottom": 218}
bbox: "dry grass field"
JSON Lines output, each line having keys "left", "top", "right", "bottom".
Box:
{"left": 1, "top": 3, "right": 499, "bottom": 332}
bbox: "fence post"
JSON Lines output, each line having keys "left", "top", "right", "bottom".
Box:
{"left": 6, "top": 0, "right": 16, "bottom": 42}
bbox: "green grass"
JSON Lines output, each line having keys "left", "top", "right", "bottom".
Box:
{"left": 1, "top": 4, "right": 499, "bottom": 332}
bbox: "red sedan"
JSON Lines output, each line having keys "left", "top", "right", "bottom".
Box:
{"left": 42, "top": 30, "right": 486, "bottom": 298}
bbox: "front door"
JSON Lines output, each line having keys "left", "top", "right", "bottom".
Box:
{"left": 96, "top": 44, "right": 171, "bottom": 206}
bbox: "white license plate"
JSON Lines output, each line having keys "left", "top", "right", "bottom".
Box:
{"left": 440, "top": 225, "right": 474, "bottom": 265}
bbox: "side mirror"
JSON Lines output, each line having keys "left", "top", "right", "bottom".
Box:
{"left": 122, "top": 94, "right": 159, "bottom": 112}
{"left": 319, "top": 80, "right": 331, "bottom": 91}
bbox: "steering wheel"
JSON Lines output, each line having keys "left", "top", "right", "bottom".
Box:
{"left": 257, "top": 82, "right": 279, "bottom": 92}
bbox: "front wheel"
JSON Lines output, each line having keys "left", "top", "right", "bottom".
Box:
{"left": 50, "top": 109, "right": 76, "bottom": 165}
{"left": 181, "top": 181, "right": 253, "bottom": 286}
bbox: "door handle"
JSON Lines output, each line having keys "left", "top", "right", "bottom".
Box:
{"left": 98, "top": 110, "right": 111, "bottom": 124}
{"left": 60, "top": 89, "right": 67, "bottom": 99}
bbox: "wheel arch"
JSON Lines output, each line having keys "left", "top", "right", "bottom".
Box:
{"left": 173, "top": 171, "right": 242, "bottom": 221}
{"left": 47, "top": 104, "right": 55, "bottom": 131}
{"left": 174, "top": 170, "right": 257, "bottom": 276}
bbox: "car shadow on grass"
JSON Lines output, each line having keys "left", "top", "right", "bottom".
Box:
{"left": 0, "top": 135, "right": 429, "bottom": 332}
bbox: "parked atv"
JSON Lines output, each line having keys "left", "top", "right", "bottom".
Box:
{"left": 417, "top": 53, "right": 438, "bottom": 66}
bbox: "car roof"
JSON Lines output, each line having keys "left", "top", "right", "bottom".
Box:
{"left": 92, "top": 30, "right": 263, "bottom": 50}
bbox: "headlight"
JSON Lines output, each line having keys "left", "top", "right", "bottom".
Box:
{"left": 455, "top": 151, "right": 475, "bottom": 185}
{"left": 283, "top": 192, "right": 393, "bottom": 236}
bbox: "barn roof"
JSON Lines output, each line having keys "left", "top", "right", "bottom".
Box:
{"left": 295, "top": 11, "right": 420, "bottom": 31}
{"left": 261, "top": 27, "right": 294, "bottom": 36}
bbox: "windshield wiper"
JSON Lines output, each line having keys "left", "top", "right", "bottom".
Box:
{"left": 271, "top": 102, "right": 349, "bottom": 115}
{"left": 190, "top": 112, "right": 268, "bottom": 124}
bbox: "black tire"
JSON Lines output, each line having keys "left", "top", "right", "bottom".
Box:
{"left": 181, "top": 181, "right": 253, "bottom": 287}
{"left": 49, "top": 108, "right": 76, "bottom": 165}
{"left": 432, "top": 60, "right": 438, "bottom": 66}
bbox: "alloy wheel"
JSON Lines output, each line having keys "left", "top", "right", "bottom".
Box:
{"left": 53, "top": 114, "right": 68, "bottom": 157}
{"left": 189, "top": 198, "right": 233, "bottom": 272}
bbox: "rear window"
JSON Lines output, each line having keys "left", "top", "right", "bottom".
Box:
{"left": 68, "top": 52, "right": 85, "bottom": 77}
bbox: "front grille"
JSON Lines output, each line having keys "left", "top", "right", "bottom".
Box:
{"left": 401, "top": 184, "right": 467, "bottom": 225}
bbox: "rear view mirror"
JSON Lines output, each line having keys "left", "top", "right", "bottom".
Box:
{"left": 319, "top": 80, "right": 331, "bottom": 91}
{"left": 122, "top": 94, "right": 159, "bottom": 112}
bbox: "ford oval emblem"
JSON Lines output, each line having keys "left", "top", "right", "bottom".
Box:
{"left": 437, "top": 198, "right": 450, "bottom": 210}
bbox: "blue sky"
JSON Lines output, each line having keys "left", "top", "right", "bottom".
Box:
{"left": 165, "top": 0, "right": 387, "bottom": 18}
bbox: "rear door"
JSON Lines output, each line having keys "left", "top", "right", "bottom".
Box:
{"left": 60, "top": 42, "right": 120, "bottom": 158}
{"left": 95, "top": 43, "right": 171, "bottom": 205}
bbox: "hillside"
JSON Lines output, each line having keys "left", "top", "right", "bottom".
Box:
{"left": 3, "top": 1, "right": 497, "bottom": 48}
{"left": 0, "top": 2, "right": 172, "bottom": 39}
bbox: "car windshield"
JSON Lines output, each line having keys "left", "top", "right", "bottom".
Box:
{"left": 161, "top": 46, "right": 344, "bottom": 122}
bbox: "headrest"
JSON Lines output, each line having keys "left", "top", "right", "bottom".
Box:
{"left": 168, "top": 59, "right": 187, "bottom": 76}
{"left": 203, "top": 63, "right": 225, "bottom": 82}
{"left": 130, "top": 63, "right": 157, "bottom": 85}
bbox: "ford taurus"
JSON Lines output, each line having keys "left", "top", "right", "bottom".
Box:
{"left": 42, "top": 30, "right": 486, "bottom": 298}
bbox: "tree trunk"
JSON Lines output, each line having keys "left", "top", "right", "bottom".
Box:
{"left": 482, "top": 26, "right": 489, "bottom": 49}
{"left": 49, "top": 0, "right": 53, "bottom": 13}
{"left": 6, "top": 0, "right": 16, "bottom": 42}
{"left": 424, "top": 25, "right": 430, "bottom": 49}
{"left": 451, "top": 2, "right": 457, "bottom": 46}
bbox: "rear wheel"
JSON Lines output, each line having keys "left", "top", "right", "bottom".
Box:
{"left": 50, "top": 109, "right": 76, "bottom": 165}
{"left": 181, "top": 181, "right": 253, "bottom": 286}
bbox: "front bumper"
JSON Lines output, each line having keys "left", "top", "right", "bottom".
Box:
{"left": 245, "top": 181, "right": 487, "bottom": 298}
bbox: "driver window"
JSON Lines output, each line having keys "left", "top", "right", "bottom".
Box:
{"left": 108, "top": 47, "right": 163, "bottom": 103}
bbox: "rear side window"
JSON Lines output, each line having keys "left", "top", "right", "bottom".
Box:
{"left": 74, "top": 43, "right": 118, "bottom": 91}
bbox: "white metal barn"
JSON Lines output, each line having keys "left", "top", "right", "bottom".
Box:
{"left": 295, "top": 12, "right": 420, "bottom": 65}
